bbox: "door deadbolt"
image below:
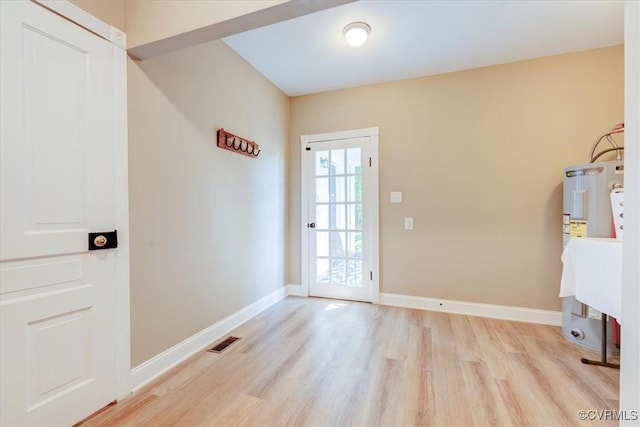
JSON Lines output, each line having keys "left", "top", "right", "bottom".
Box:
{"left": 88, "top": 230, "right": 118, "bottom": 251}
{"left": 94, "top": 235, "right": 108, "bottom": 247}
{"left": 308, "top": 223, "right": 316, "bottom": 228}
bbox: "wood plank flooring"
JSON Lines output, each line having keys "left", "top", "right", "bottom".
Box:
{"left": 81, "top": 297, "right": 619, "bottom": 426}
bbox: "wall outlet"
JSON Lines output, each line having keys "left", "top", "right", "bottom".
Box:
{"left": 390, "top": 192, "right": 402, "bottom": 203}
{"left": 404, "top": 217, "right": 414, "bottom": 230}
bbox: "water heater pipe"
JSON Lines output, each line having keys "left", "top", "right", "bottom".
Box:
{"left": 589, "top": 123, "right": 624, "bottom": 162}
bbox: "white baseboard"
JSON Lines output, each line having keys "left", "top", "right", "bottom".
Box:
{"left": 379, "top": 292, "right": 562, "bottom": 326}
{"left": 129, "top": 286, "right": 288, "bottom": 392}
{"left": 286, "top": 283, "right": 307, "bottom": 297}
{"left": 283, "top": 286, "right": 559, "bottom": 326}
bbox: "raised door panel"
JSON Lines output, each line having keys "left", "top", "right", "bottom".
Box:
{"left": 0, "top": 0, "right": 114, "bottom": 261}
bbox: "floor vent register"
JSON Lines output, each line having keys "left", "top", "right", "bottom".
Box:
{"left": 208, "top": 336, "right": 241, "bottom": 353}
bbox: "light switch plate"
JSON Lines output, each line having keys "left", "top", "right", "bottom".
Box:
{"left": 391, "top": 192, "right": 403, "bottom": 203}
{"left": 404, "top": 217, "right": 414, "bottom": 230}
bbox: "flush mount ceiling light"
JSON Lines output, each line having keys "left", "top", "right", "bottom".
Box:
{"left": 343, "top": 22, "right": 371, "bottom": 47}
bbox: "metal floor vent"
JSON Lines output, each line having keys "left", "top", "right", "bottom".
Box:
{"left": 208, "top": 336, "right": 241, "bottom": 353}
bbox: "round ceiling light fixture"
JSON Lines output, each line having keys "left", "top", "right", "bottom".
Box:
{"left": 343, "top": 22, "right": 371, "bottom": 47}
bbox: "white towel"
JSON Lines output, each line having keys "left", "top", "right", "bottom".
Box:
{"left": 560, "top": 237, "right": 623, "bottom": 323}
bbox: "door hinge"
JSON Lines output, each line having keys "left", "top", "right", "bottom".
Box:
{"left": 370, "top": 271, "right": 373, "bottom": 280}
{"left": 369, "top": 157, "right": 372, "bottom": 167}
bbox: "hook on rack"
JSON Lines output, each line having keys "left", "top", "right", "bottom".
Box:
{"left": 217, "top": 128, "right": 260, "bottom": 158}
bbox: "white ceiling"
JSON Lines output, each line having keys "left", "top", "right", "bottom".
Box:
{"left": 223, "top": 0, "right": 624, "bottom": 97}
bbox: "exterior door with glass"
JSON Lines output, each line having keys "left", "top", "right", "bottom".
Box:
{"left": 302, "top": 129, "right": 378, "bottom": 302}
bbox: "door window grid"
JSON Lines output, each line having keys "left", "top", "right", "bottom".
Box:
{"left": 315, "top": 148, "right": 363, "bottom": 286}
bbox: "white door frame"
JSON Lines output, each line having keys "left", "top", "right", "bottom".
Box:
{"left": 300, "top": 127, "right": 379, "bottom": 304}
{"left": 621, "top": 0, "right": 640, "bottom": 419}
{"left": 33, "top": 0, "right": 131, "bottom": 400}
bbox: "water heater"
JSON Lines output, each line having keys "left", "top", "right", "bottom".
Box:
{"left": 562, "top": 160, "right": 623, "bottom": 351}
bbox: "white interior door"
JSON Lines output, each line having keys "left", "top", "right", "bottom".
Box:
{"left": 302, "top": 129, "right": 379, "bottom": 302}
{"left": 1, "top": 1, "right": 120, "bottom": 424}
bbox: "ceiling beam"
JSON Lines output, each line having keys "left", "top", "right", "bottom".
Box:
{"left": 128, "top": 0, "right": 357, "bottom": 61}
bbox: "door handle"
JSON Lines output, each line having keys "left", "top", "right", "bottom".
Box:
{"left": 308, "top": 223, "right": 316, "bottom": 229}
{"left": 88, "top": 230, "right": 118, "bottom": 251}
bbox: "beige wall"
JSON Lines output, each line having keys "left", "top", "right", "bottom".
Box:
{"left": 70, "top": 0, "right": 125, "bottom": 30}
{"left": 289, "top": 46, "right": 624, "bottom": 311}
{"left": 127, "top": 40, "right": 289, "bottom": 366}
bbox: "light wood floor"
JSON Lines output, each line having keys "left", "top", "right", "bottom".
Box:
{"left": 82, "top": 297, "right": 619, "bottom": 426}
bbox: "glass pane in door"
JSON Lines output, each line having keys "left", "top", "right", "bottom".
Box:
{"left": 313, "top": 147, "right": 363, "bottom": 288}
